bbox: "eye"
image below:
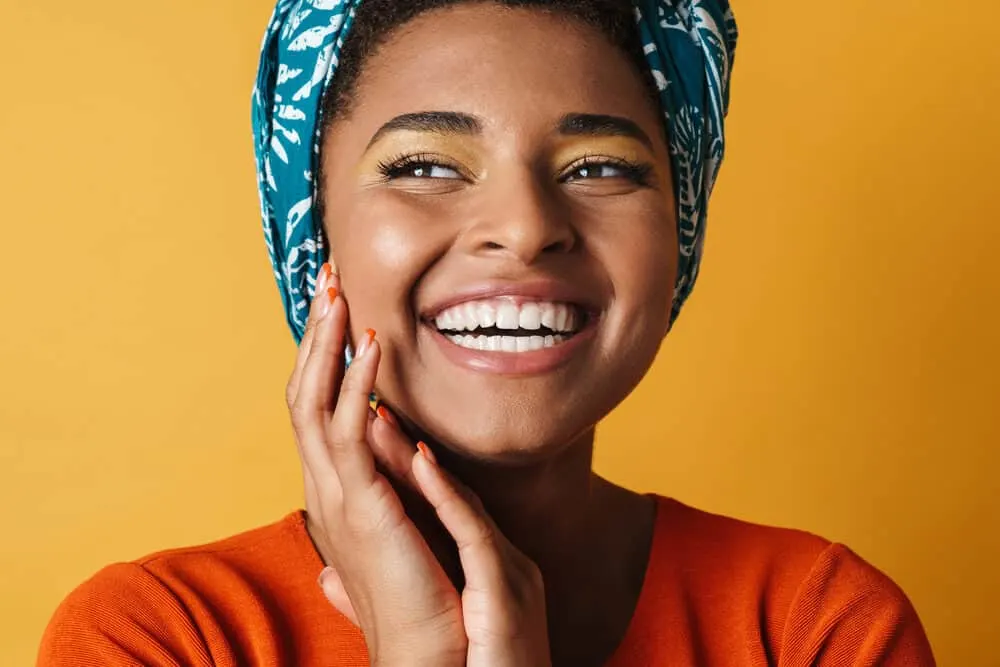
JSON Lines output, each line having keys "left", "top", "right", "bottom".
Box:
{"left": 377, "top": 154, "right": 464, "bottom": 180}
{"left": 561, "top": 157, "right": 652, "bottom": 185}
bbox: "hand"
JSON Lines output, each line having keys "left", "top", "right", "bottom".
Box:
{"left": 285, "top": 264, "right": 466, "bottom": 667}
{"left": 411, "top": 445, "right": 552, "bottom": 667}
{"left": 287, "top": 264, "right": 551, "bottom": 667}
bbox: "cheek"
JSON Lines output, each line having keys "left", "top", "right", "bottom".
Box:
{"left": 592, "top": 193, "right": 677, "bottom": 292}
{"left": 325, "top": 193, "right": 454, "bottom": 333}
{"left": 592, "top": 206, "right": 678, "bottom": 352}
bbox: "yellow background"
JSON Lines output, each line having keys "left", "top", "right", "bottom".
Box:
{"left": 2, "top": 1, "right": 997, "bottom": 665}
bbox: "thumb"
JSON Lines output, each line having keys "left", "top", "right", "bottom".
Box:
{"left": 318, "top": 566, "right": 359, "bottom": 626}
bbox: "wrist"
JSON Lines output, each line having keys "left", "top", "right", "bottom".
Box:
{"left": 370, "top": 638, "right": 467, "bottom": 667}
{"left": 373, "top": 649, "right": 465, "bottom": 667}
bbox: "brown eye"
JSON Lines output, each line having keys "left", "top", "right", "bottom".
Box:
{"left": 566, "top": 164, "right": 625, "bottom": 181}
{"left": 378, "top": 155, "right": 463, "bottom": 180}
{"left": 560, "top": 157, "right": 652, "bottom": 185}
{"left": 403, "top": 163, "right": 460, "bottom": 179}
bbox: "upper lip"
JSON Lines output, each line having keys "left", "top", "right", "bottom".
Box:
{"left": 419, "top": 279, "right": 602, "bottom": 321}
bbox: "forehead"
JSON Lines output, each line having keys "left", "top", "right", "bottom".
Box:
{"left": 347, "top": 4, "right": 661, "bottom": 139}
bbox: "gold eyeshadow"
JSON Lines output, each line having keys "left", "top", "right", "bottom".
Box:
{"left": 358, "top": 129, "right": 659, "bottom": 187}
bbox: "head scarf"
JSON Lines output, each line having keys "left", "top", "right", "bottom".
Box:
{"left": 253, "top": 0, "right": 738, "bottom": 345}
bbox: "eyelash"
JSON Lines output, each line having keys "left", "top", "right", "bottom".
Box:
{"left": 560, "top": 155, "right": 653, "bottom": 186}
{"left": 375, "top": 153, "right": 653, "bottom": 185}
{"left": 376, "top": 153, "right": 462, "bottom": 181}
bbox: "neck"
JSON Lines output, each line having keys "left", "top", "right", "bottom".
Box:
{"left": 431, "top": 431, "right": 655, "bottom": 666}
{"left": 437, "top": 429, "right": 601, "bottom": 569}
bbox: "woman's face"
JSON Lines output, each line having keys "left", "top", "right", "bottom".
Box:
{"left": 322, "top": 4, "right": 677, "bottom": 462}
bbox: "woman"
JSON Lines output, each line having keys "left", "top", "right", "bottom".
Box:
{"left": 40, "top": 0, "right": 936, "bottom": 665}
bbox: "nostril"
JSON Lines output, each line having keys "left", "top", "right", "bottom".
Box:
{"left": 544, "top": 239, "right": 572, "bottom": 254}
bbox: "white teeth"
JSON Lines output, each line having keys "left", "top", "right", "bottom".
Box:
{"left": 477, "top": 303, "right": 496, "bottom": 329}
{"left": 496, "top": 302, "right": 520, "bottom": 330}
{"left": 540, "top": 304, "right": 557, "bottom": 330}
{"left": 555, "top": 304, "right": 569, "bottom": 332}
{"left": 463, "top": 303, "right": 478, "bottom": 329}
{"left": 432, "top": 299, "right": 582, "bottom": 334}
{"left": 445, "top": 334, "right": 567, "bottom": 352}
{"left": 518, "top": 303, "right": 541, "bottom": 330}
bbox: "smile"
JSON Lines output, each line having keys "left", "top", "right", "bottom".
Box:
{"left": 433, "top": 300, "right": 584, "bottom": 352}
{"left": 422, "top": 293, "right": 596, "bottom": 375}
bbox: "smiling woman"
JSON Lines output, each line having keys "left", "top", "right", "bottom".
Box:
{"left": 37, "top": 1, "right": 936, "bottom": 666}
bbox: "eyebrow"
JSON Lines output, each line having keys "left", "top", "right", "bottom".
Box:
{"left": 364, "top": 110, "right": 653, "bottom": 151}
{"left": 366, "top": 111, "right": 483, "bottom": 149}
{"left": 558, "top": 113, "right": 654, "bottom": 150}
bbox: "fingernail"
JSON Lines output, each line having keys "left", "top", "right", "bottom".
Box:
{"left": 322, "top": 287, "right": 338, "bottom": 318}
{"left": 318, "top": 566, "right": 334, "bottom": 587}
{"left": 356, "top": 328, "right": 375, "bottom": 358}
{"left": 318, "top": 263, "right": 332, "bottom": 291}
{"left": 417, "top": 441, "right": 437, "bottom": 465}
{"left": 376, "top": 404, "right": 397, "bottom": 427}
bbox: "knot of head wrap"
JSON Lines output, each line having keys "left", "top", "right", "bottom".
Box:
{"left": 253, "top": 0, "right": 738, "bottom": 345}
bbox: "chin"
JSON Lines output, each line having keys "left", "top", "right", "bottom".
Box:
{"left": 407, "top": 390, "right": 604, "bottom": 465}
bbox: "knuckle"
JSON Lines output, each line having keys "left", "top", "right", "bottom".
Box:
{"left": 469, "top": 517, "right": 496, "bottom": 548}
{"left": 465, "top": 489, "right": 487, "bottom": 515}
{"left": 460, "top": 520, "right": 499, "bottom": 552}
{"left": 346, "top": 481, "right": 401, "bottom": 533}
{"left": 289, "top": 399, "right": 314, "bottom": 426}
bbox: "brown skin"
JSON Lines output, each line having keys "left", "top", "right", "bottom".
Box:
{"left": 301, "top": 4, "right": 679, "bottom": 665}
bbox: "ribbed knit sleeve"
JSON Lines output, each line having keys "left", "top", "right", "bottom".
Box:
{"left": 38, "top": 562, "right": 214, "bottom": 667}
{"left": 778, "top": 543, "right": 936, "bottom": 666}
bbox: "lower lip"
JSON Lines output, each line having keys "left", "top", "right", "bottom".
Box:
{"left": 425, "top": 324, "right": 597, "bottom": 375}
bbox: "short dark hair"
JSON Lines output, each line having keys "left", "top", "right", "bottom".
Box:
{"left": 316, "top": 0, "right": 661, "bottom": 224}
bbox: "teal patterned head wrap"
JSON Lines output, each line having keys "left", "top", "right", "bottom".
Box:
{"left": 253, "top": 0, "right": 738, "bottom": 345}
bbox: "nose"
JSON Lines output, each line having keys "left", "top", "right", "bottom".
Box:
{"left": 461, "top": 171, "right": 576, "bottom": 265}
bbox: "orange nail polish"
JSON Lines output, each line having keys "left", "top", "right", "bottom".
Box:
{"left": 356, "top": 328, "right": 376, "bottom": 358}
{"left": 417, "top": 441, "right": 437, "bottom": 465}
{"left": 376, "top": 405, "right": 397, "bottom": 427}
{"left": 318, "top": 263, "right": 333, "bottom": 292}
{"left": 327, "top": 287, "right": 338, "bottom": 304}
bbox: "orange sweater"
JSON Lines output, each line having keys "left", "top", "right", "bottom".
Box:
{"left": 39, "top": 497, "right": 935, "bottom": 666}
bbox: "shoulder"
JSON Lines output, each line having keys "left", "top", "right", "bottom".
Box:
{"left": 650, "top": 497, "right": 935, "bottom": 665}
{"left": 780, "top": 542, "right": 936, "bottom": 665}
{"left": 38, "top": 512, "right": 341, "bottom": 667}
{"left": 132, "top": 510, "right": 317, "bottom": 579}
{"left": 123, "top": 510, "right": 324, "bottom": 614}
{"left": 653, "top": 496, "right": 835, "bottom": 583}
{"left": 38, "top": 561, "right": 213, "bottom": 666}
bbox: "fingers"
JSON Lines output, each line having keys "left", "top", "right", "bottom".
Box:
{"left": 368, "top": 405, "right": 419, "bottom": 490}
{"left": 318, "top": 566, "right": 359, "bottom": 626}
{"left": 287, "top": 262, "right": 339, "bottom": 408}
{"left": 326, "top": 330, "right": 380, "bottom": 492}
{"left": 290, "top": 280, "right": 349, "bottom": 474}
{"left": 411, "top": 445, "right": 506, "bottom": 589}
